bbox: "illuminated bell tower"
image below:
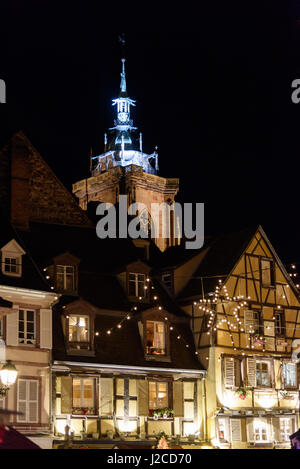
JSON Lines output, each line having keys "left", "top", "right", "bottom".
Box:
{"left": 72, "top": 57, "right": 179, "bottom": 252}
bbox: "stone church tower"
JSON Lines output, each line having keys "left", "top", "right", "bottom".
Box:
{"left": 72, "top": 58, "right": 179, "bottom": 251}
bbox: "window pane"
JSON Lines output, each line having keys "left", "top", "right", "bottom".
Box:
{"left": 27, "top": 311, "right": 34, "bottom": 322}
{"left": 73, "top": 379, "right": 81, "bottom": 407}
{"left": 83, "top": 379, "right": 93, "bottom": 407}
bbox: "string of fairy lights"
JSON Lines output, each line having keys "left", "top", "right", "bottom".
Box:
{"left": 42, "top": 259, "right": 300, "bottom": 361}
{"left": 53, "top": 273, "right": 200, "bottom": 357}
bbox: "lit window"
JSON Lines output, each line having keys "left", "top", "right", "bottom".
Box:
{"left": 244, "top": 310, "right": 260, "bottom": 334}
{"left": 253, "top": 419, "right": 268, "bottom": 441}
{"left": 261, "top": 259, "right": 275, "bottom": 287}
{"left": 218, "top": 418, "right": 227, "bottom": 441}
{"left": 18, "top": 309, "right": 36, "bottom": 346}
{"left": 72, "top": 378, "right": 95, "bottom": 412}
{"left": 283, "top": 363, "right": 297, "bottom": 388}
{"left": 280, "top": 418, "right": 292, "bottom": 442}
{"left": 68, "top": 315, "right": 89, "bottom": 344}
{"left": 149, "top": 381, "right": 168, "bottom": 410}
{"left": 56, "top": 265, "right": 75, "bottom": 291}
{"left": 129, "top": 273, "right": 146, "bottom": 297}
{"left": 256, "top": 361, "right": 271, "bottom": 387}
{"left": 146, "top": 321, "right": 166, "bottom": 355}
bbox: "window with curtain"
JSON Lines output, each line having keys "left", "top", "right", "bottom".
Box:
{"left": 256, "top": 361, "right": 271, "bottom": 387}
{"left": 146, "top": 321, "right": 166, "bottom": 355}
{"left": 72, "top": 378, "right": 95, "bottom": 412}
{"left": 283, "top": 362, "right": 297, "bottom": 388}
{"left": 68, "top": 315, "right": 89, "bottom": 343}
{"left": 149, "top": 381, "right": 169, "bottom": 410}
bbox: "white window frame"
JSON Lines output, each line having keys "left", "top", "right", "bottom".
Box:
{"left": 17, "top": 378, "right": 39, "bottom": 423}
{"left": 244, "top": 310, "right": 260, "bottom": 334}
{"left": 0, "top": 239, "right": 25, "bottom": 278}
{"left": 56, "top": 265, "right": 75, "bottom": 291}
{"left": 18, "top": 309, "right": 36, "bottom": 346}
{"left": 3, "top": 256, "right": 22, "bottom": 276}
{"left": 217, "top": 417, "right": 229, "bottom": 443}
{"left": 256, "top": 360, "right": 272, "bottom": 388}
{"left": 253, "top": 418, "right": 269, "bottom": 442}
{"left": 283, "top": 362, "right": 297, "bottom": 388}
{"left": 128, "top": 273, "right": 146, "bottom": 297}
{"left": 280, "top": 417, "right": 293, "bottom": 442}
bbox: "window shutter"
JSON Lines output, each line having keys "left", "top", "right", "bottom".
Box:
{"left": 0, "top": 338, "right": 6, "bottom": 363}
{"left": 224, "top": 358, "right": 235, "bottom": 388}
{"left": 99, "top": 377, "right": 113, "bottom": 416}
{"left": 297, "top": 362, "right": 300, "bottom": 389}
{"left": 273, "top": 417, "right": 280, "bottom": 442}
{"left": 6, "top": 311, "right": 18, "bottom": 346}
{"left": 137, "top": 380, "right": 149, "bottom": 416}
{"left": 230, "top": 419, "right": 242, "bottom": 442}
{"left": 17, "top": 379, "right": 27, "bottom": 422}
{"left": 173, "top": 381, "right": 184, "bottom": 417}
{"left": 247, "top": 357, "right": 256, "bottom": 387}
{"left": 17, "top": 379, "right": 38, "bottom": 423}
{"left": 61, "top": 376, "right": 73, "bottom": 414}
{"left": 138, "top": 321, "right": 144, "bottom": 345}
{"left": 29, "top": 380, "right": 38, "bottom": 423}
{"left": 40, "top": 309, "right": 52, "bottom": 349}
{"left": 246, "top": 418, "right": 254, "bottom": 442}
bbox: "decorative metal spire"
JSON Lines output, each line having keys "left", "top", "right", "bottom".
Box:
{"left": 120, "top": 58, "right": 127, "bottom": 94}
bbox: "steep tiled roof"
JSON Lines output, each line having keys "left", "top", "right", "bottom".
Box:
{"left": 0, "top": 218, "right": 51, "bottom": 292}
{"left": 175, "top": 226, "right": 259, "bottom": 301}
{"left": 52, "top": 306, "right": 204, "bottom": 371}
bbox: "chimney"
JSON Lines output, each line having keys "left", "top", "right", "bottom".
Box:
{"left": 10, "top": 134, "right": 30, "bottom": 230}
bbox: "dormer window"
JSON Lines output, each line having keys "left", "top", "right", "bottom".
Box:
{"left": 146, "top": 320, "right": 166, "bottom": 355}
{"left": 57, "top": 265, "right": 75, "bottom": 291}
{"left": 129, "top": 273, "right": 146, "bottom": 297}
{"left": 1, "top": 239, "right": 25, "bottom": 278}
{"left": 68, "top": 315, "right": 90, "bottom": 349}
{"left": 52, "top": 253, "right": 80, "bottom": 293}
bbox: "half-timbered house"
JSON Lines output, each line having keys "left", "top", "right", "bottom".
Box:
{"left": 161, "top": 225, "right": 300, "bottom": 448}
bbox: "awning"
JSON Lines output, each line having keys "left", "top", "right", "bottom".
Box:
{"left": 0, "top": 425, "right": 41, "bottom": 449}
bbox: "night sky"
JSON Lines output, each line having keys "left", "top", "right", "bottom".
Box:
{"left": 0, "top": 1, "right": 300, "bottom": 266}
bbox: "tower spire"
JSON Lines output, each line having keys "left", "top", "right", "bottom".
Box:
{"left": 120, "top": 58, "right": 127, "bottom": 95}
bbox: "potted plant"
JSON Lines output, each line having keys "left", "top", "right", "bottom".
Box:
{"left": 253, "top": 334, "right": 266, "bottom": 345}
{"left": 235, "top": 387, "right": 249, "bottom": 400}
{"left": 151, "top": 408, "right": 174, "bottom": 419}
